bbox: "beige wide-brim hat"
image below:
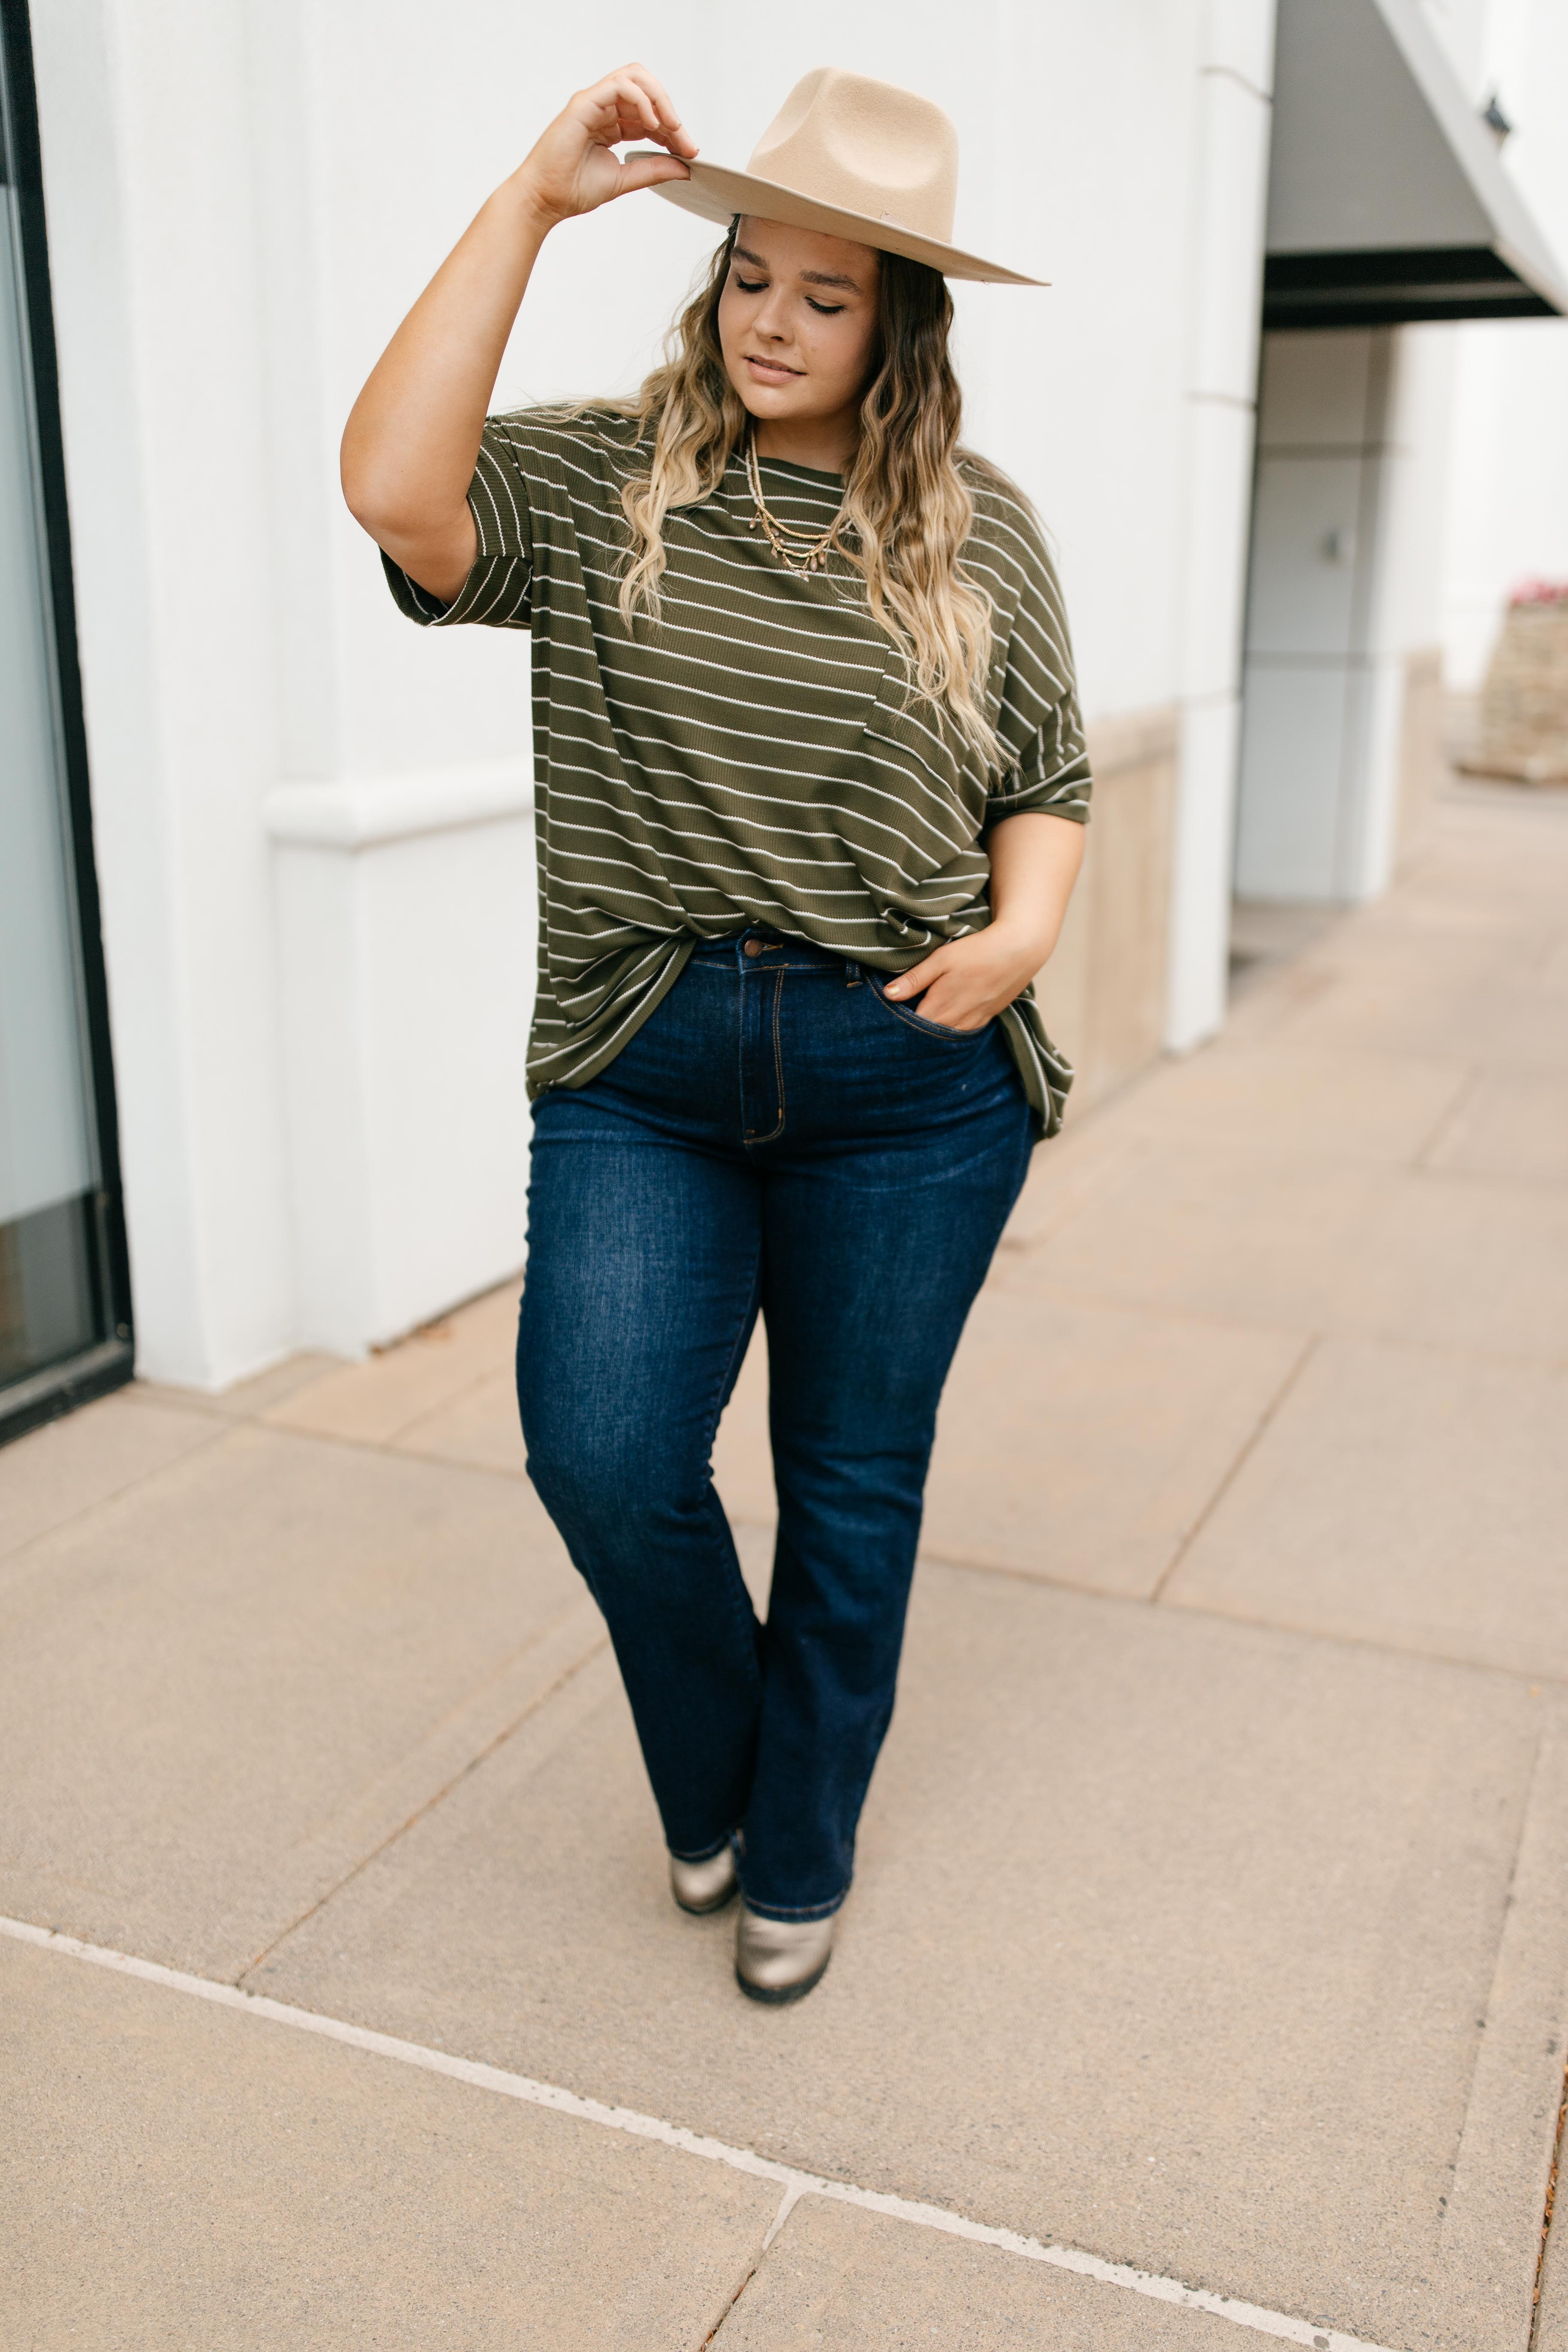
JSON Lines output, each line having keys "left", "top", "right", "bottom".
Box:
{"left": 639, "top": 67, "right": 1045, "bottom": 288}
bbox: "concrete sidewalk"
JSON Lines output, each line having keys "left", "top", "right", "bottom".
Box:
{"left": 4, "top": 777, "right": 1568, "bottom": 2351}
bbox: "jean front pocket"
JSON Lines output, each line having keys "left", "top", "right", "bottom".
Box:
{"left": 866, "top": 971, "right": 995, "bottom": 1043}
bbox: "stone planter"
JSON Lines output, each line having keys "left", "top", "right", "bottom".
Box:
{"left": 1459, "top": 593, "right": 1568, "bottom": 784}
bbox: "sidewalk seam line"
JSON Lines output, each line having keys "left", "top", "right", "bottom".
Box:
{"left": 1410, "top": 1062, "right": 1481, "bottom": 1172}
{"left": 1441, "top": 1728, "right": 1545, "bottom": 2253}
{"left": 728, "top": 1524, "right": 1567, "bottom": 1692}
{"left": 234, "top": 1632, "right": 608, "bottom": 1983}
{"left": 702, "top": 2197, "right": 795, "bottom": 2348}
{"left": 0, "top": 1412, "right": 235, "bottom": 1573}
{"left": 0, "top": 1913, "right": 1403, "bottom": 2352}
{"left": 1150, "top": 1333, "right": 1319, "bottom": 1603}
{"left": 1531, "top": 2061, "right": 1568, "bottom": 2348}
{"left": 378, "top": 1360, "right": 510, "bottom": 1450}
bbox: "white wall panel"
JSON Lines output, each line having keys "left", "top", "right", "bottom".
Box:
{"left": 270, "top": 784, "right": 536, "bottom": 1354}
{"left": 1187, "top": 69, "right": 1275, "bottom": 402}
{"left": 1181, "top": 400, "right": 1264, "bottom": 699}
{"left": 1206, "top": 0, "right": 1279, "bottom": 94}
{"left": 1168, "top": 692, "right": 1245, "bottom": 1035}
{"left": 1236, "top": 322, "right": 1439, "bottom": 909}
{"left": 1340, "top": 656, "right": 1409, "bottom": 897}
{"left": 1235, "top": 666, "right": 1350, "bottom": 898}
{"left": 1246, "top": 457, "right": 1365, "bottom": 659}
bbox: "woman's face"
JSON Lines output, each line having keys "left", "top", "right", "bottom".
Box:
{"left": 717, "top": 217, "right": 880, "bottom": 438}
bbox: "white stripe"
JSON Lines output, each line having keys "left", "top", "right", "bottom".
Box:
{"left": 531, "top": 945, "right": 682, "bottom": 1067}
{"left": 548, "top": 830, "right": 890, "bottom": 900}
{"left": 589, "top": 613, "right": 890, "bottom": 695}
{"left": 539, "top": 746, "right": 950, "bottom": 874}
{"left": 540, "top": 767, "right": 964, "bottom": 884}
{"left": 481, "top": 418, "right": 1079, "bottom": 679}
{"left": 546, "top": 809, "right": 864, "bottom": 879}
{"left": 545, "top": 873, "right": 887, "bottom": 936}
{"left": 563, "top": 508, "right": 1076, "bottom": 683}
{"left": 521, "top": 529, "right": 1078, "bottom": 778}
{"left": 513, "top": 426, "right": 1037, "bottom": 598}
{"left": 991, "top": 752, "right": 1091, "bottom": 801}
{"left": 551, "top": 560, "right": 1077, "bottom": 791}
{"left": 0, "top": 1915, "right": 1402, "bottom": 2352}
{"left": 542, "top": 783, "right": 942, "bottom": 887}
{"left": 545, "top": 834, "right": 983, "bottom": 924}
{"left": 542, "top": 732, "right": 960, "bottom": 866}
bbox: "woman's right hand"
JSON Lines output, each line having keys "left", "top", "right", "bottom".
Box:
{"left": 516, "top": 65, "right": 697, "bottom": 228}
{"left": 342, "top": 66, "right": 694, "bottom": 599}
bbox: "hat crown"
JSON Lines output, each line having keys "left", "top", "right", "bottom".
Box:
{"left": 746, "top": 69, "right": 959, "bottom": 243}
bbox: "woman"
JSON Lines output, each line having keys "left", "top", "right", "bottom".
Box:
{"left": 342, "top": 64, "right": 1090, "bottom": 2003}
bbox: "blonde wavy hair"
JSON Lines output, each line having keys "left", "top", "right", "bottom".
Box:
{"left": 597, "top": 223, "right": 1005, "bottom": 764}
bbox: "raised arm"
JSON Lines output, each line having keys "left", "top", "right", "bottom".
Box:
{"left": 340, "top": 66, "right": 696, "bottom": 602}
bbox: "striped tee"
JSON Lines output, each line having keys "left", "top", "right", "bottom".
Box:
{"left": 384, "top": 407, "right": 1093, "bottom": 1137}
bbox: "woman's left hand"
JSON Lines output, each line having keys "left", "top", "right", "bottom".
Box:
{"left": 883, "top": 921, "right": 1057, "bottom": 1031}
{"left": 886, "top": 810, "right": 1087, "bottom": 1028}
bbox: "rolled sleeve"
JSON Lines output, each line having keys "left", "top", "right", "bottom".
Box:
{"left": 381, "top": 417, "right": 536, "bottom": 631}
{"left": 983, "top": 524, "right": 1093, "bottom": 826}
{"left": 986, "top": 695, "right": 1093, "bottom": 825}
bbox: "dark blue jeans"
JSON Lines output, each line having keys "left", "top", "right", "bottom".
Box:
{"left": 516, "top": 928, "right": 1033, "bottom": 1920}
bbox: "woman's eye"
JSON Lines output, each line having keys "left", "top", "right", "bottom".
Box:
{"left": 735, "top": 276, "right": 766, "bottom": 293}
{"left": 806, "top": 299, "right": 846, "bottom": 315}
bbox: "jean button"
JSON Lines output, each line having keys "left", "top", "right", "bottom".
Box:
{"left": 743, "top": 940, "right": 763, "bottom": 958}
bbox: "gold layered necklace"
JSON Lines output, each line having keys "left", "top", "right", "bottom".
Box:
{"left": 744, "top": 434, "right": 848, "bottom": 576}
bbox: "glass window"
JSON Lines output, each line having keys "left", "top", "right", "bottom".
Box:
{"left": 0, "top": 8, "right": 130, "bottom": 1436}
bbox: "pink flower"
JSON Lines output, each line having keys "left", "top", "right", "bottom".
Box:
{"left": 1508, "top": 578, "right": 1568, "bottom": 607}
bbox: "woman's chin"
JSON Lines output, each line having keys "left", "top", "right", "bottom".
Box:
{"left": 733, "top": 385, "right": 838, "bottom": 435}
{"left": 734, "top": 382, "right": 795, "bottom": 418}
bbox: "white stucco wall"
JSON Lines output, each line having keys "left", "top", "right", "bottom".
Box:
{"left": 31, "top": 0, "right": 1269, "bottom": 1383}
{"left": 1164, "top": 0, "right": 1277, "bottom": 1049}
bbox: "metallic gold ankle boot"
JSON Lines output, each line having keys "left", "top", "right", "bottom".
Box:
{"left": 670, "top": 1844, "right": 739, "bottom": 1915}
{"left": 735, "top": 1905, "right": 834, "bottom": 2003}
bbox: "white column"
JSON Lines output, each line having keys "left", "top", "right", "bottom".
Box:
{"left": 31, "top": 0, "right": 298, "bottom": 1387}
{"left": 1163, "top": 0, "right": 1277, "bottom": 1052}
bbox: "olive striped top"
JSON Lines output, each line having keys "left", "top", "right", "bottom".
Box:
{"left": 384, "top": 407, "right": 1092, "bottom": 1137}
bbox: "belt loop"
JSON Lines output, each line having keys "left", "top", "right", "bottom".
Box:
{"left": 845, "top": 959, "right": 862, "bottom": 988}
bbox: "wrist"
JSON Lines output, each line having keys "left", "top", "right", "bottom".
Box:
{"left": 499, "top": 167, "right": 565, "bottom": 240}
{"left": 988, "top": 912, "right": 1060, "bottom": 972}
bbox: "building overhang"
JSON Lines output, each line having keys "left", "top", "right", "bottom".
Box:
{"left": 1264, "top": 0, "right": 1567, "bottom": 332}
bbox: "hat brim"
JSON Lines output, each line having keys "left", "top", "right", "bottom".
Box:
{"left": 635, "top": 157, "right": 1047, "bottom": 287}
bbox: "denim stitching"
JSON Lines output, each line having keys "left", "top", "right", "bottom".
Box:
{"left": 770, "top": 971, "right": 786, "bottom": 1136}
{"left": 669, "top": 1832, "right": 735, "bottom": 1864}
{"left": 739, "top": 1888, "right": 849, "bottom": 1923}
{"left": 744, "top": 969, "right": 787, "bottom": 1145}
{"left": 865, "top": 971, "right": 993, "bottom": 1044}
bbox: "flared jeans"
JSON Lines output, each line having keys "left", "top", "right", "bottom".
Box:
{"left": 516, "top": 927, "right": 1034, "bottom": 1920}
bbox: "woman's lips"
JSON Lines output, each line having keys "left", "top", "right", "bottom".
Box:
{"left": 745, "top": 355, "right": 804, "bottom": 381}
